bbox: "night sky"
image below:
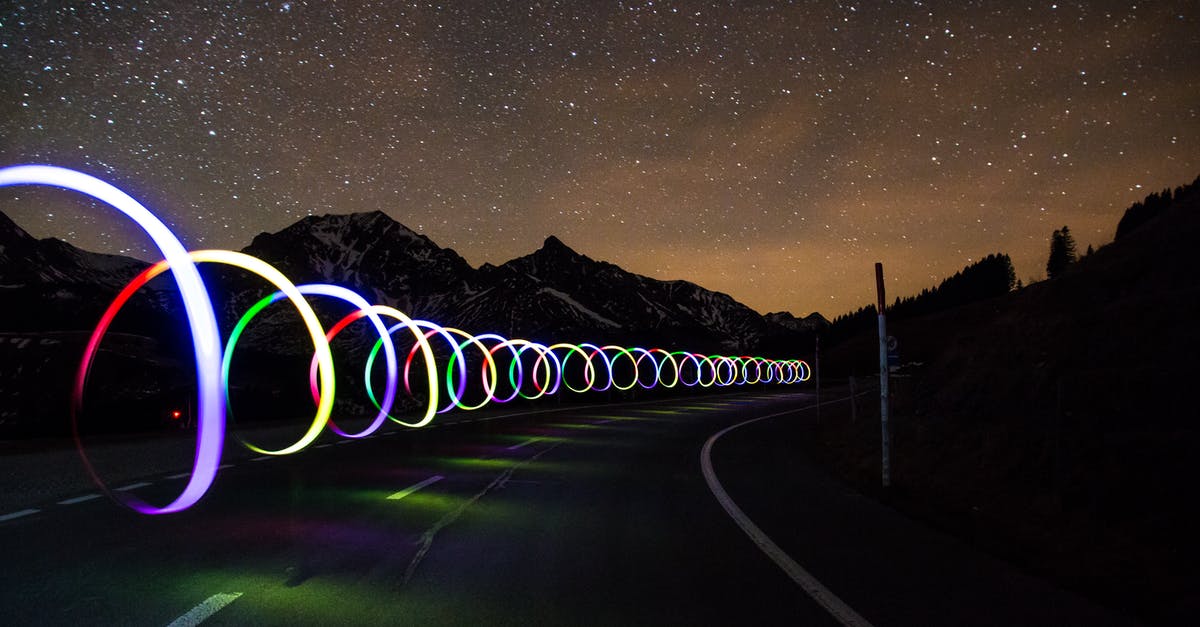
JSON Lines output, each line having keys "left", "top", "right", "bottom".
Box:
{"left": 1, "top": 1, "right": 1197, "bottom": 316}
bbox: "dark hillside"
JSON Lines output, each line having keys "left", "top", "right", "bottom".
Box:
{"left": 811, "top": 179, "right": 1200, "bottom": 623}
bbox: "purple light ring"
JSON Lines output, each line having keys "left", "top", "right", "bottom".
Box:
{"left": 0, "top": 165, "right": 223, "bottom": 515}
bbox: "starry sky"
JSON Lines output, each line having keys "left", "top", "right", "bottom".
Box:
{"left": 1, "top": 1, "right": 1197, "bottom": 317}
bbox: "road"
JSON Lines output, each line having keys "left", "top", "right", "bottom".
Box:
{"left": 1, "top": 390, "right": 1136, "bottom": 626}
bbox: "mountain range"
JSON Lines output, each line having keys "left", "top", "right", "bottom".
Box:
{"left": 0, "top": 208, "right": 825, "bottom": 434}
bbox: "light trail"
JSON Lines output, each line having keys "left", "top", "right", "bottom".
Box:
{"left": 0, "top": 164, "right": 811, "bottom": 514}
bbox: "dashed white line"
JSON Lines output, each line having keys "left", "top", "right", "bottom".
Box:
{"left": 506, "top": 437, "right": 542, "bottom": 451}
{"left": 336, "top": 440, "right": 352, "bottom": 445}
{"left": 57, "top": 494, "right": 102, "bottom": 505}
{"left": 165, "top": 472, "right": 191, "bottom": 480}
{"left": 0, "top": 508, "right": 40, "bottom": 522}
{"left": 249, "top": 455, "right": 271, "bottom": 462}
{"left": 387, "top": 475, "right": 444, "bottom": 500}
{"left": 115, "top": 482, "right": 152, "bottom": 492}
{"left": 314, "top": 443, "right": 333, "bottom": 449}
{"left": 218, "top": 464, "right": 234, "bottom": 470}
{"left": 165, "top": 592, "right": 243, "bottom": 627}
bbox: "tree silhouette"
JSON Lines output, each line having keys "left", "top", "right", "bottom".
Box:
{"left": 1046, "top": 225, "right": 1077, "bottom": 279}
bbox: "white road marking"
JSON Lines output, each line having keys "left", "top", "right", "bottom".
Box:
{"left": 249, "top": 456, "right": 271, "bottom": 462}
{"left": 218, "top": 464, "right": 234, "bottom": 470}
{"left": 387, "top": 475, "right": 444, "bottom": 500}
{"left": 506, "top": 437, "right": 542, "bottom": 451}
{"left": 165, "top": 472, "right": 191, "bottom": 480}
{"left": 314, "top": 443, "right": 333, "bottom": 449}
{"left": 57, "top": 494, "right": 102, "bottom": 505}
{"left": 700, "top": 398, "right": 874, "bottom": 627}
{"left": 0, "top": 508, "right": 40, "bottom": 522}
{"left": 115, "top": 482, "right": 152, "bottom": 491}
{"left": 336, "top": 440, "right": 352, "bottom": 445}
{"left": 165, "top": 592, "right": 242, "bottom": 627}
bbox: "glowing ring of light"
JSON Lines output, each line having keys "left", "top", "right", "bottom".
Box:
{"left": 442, "top": 327, "right": 499, "bottom": 411}
{"left": 151, "top": 251, "right": 333, "bottom": 456}
{"left": 579, "top": 343, "right": 613, "bottom": 392}
{"left": 289, "top": 285, "right": 399, "bottom": 438}
{"left": 549, "top": 343, "right": 597, "bottom": 394}
{"left": 599, "top": 345, "right": 639, "bottom": 392}
{"left": 520, "top": 342, "right": 562, "bottom": 400}
{"left": 629, "top": 347, "right": 659, "bottom": 390}
{"left": 354, "top": 309, "right": 440, "bottom": 426}
{"left": 366, "top": 320, "right": 464, "bottom": 416}
{"left": 483, "top": 336, "right": 528, "bottom": 404}
{"left": 0, "top": 165, "right": 225, "bottom": 515}
{"left": 368, "top": 321, "right": 463, "bottom": 413}
{"left": 649, "top": 348, "right": 679, "bottom": 388}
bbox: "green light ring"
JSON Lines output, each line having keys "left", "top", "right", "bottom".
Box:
{"left": 713, "top": 356, "right": 737, "bottom": 386}
{"left": 444, "top": 327, "right": 499, "bottom": 411}
{"left": 629, "top": 347, "right": 659, "bottom": 389}
{"left": 772, "top": 360, "right": 791, "bottom": 383}
{"left": 579, "top": 343, "right": 614, "bottom": 392}
{"left": 738, "top": 356, "right": 756, "bottom": 386}
{"left": 695, "top": 354, "right": 718, "bottom": 388}
{"left": 367, "top": 320, "right": 463, "bottom": 416}
{"left": 668, "top": 351, "right": 702, "bottom": 387}
{"left": 761, "top": 358, "right": 776, "bottom": 383}
{"left": 365, "top": 307, "right": 441, "bottom": 426}
{"left": 548, "top": 343, "right": 595, "bottom": 394}
{"left": 200, "top": 250, "right": 335, "bottom": 456}
{"left": 476, "top": 333, "right": 523, "bottom": 404}
{"left": 600, "top": 345, "right": 639, "bottom": 391}
{"left": 649, "top": 348, "right": 679, "bottom": 388}
{"left": 513, "top": 338, "right": 554, "bottom": 398}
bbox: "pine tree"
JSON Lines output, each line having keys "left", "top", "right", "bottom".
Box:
{"left": 1046, "top": 225, "right": 1078, "bottom": 279}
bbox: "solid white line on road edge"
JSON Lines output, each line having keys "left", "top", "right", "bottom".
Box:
{"left": 700, "top": 399, "right": 874, "bottom": 627}
{"left": 115, "top": 482, "right": 153, "bottom": 491}
{"left": 165, "top": 592, "right": 243, "bottom": 627}
{"left": 506, "top": 437, "right": 542, "bottom": 451}
{"left": 165, "top": 472, "right": 191, "bottom": 480}
{"left": 57, "top": 494, "right": 102, "bottom": 505}
{"left": 387, "top": 475, "right": 445, "bottom": 500}
{"left": 0, "top": 508, "right": 40, "bottom": 522}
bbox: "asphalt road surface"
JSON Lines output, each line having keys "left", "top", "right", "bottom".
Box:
{"left": 1, "top": 390, "right": 1137, "bottom": 626}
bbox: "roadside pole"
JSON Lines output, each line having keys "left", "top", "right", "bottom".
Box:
{"left": 875, "top": 262, "right": 892, "bottom": 488}
{"left": 814, "top": 335, "right": 821, "bottom": 423}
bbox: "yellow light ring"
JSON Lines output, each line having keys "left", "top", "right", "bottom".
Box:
{"left": 547, "top": 343, "right": 596, "bottom": 394}
{"left": 740, "top": 356, "right": 762, "bottom": 385}
{"left": 629, "top": 347, "right": 659, "bottom": 389}
{"left": 189, "top": 250, "right": 336, "bottom": 455}
{"left": 713, "top": 356, "right": 737, "bottom": 386}
{"left": 600, "top": 345, "right": 639, "bottom": 391}
{"left": 695, "top": 353, "right": 718, "bottom": 388}
{"left": 649, "top": 348, "right": 679, "bottom": 388}
{"left": 367, "top": 306, "right": 440, "bottom": 427}
{"left": 441, "top": 326, "right": 499, "bottom": 411}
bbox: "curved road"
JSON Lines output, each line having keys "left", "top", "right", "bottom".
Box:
{"left": 1, "top": 391, "right": 1134, "bottom": 626}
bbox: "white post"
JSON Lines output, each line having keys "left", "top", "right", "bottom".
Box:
{"left": 876, "top": 262, "right": 892, "bottom": 488}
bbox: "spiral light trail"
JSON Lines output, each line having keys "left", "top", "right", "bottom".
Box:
{"left": 0, "top": 164, "right": 811, "bottom": 514}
